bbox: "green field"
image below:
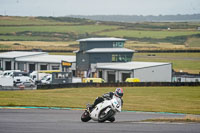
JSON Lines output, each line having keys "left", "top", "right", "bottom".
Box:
{"left": 0, "top": 87, "right": 199, "bottom": 114}
{"left": 0, "top": 16, "right": 87, "bottom": 25}
{"left": 0, "top": 25, "right": 119, "bottom": 34}
{"left": 134, "top": 53, "right": 200, "bottom": 74}
{"left": 0, "top": 16, "right": 200, "bottom": 50}
{"left": 0, "top": 35, "right": 56, "bottom": 41}
{"left": 97, "top": 29, "right": 200, "bottom": 39}
{"left": 186, "top": 37, "right": 200, "bottom": 47}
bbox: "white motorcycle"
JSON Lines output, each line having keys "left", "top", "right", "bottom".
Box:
{"left": 81, "top": 96, "right": 122, "bottom": 123}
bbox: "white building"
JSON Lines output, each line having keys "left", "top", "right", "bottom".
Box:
{"left": 0, "top": 51, "right": 76, "bottom": 73}
{"left": 95, "top": 62, "right": 172, "bottom": 82}
{"left": 0, "top": 51, "right": 47, "bottom": 71}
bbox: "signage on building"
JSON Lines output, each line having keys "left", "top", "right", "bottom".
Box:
{"left": 61, "top": 61, "right": 72, "bottom": 67}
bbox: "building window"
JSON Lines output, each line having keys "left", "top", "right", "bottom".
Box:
{"left": 112, "top": 54, "right": 117, "bottom": 62}
{"left": 113, "top": 42, "right": 124, "bottom": 48}
{"left": 40, "top": 65, "right": 47, "bottom": 70}
{"left": 55, "top": 73, "right": 65, "bottom": 79}
{"left": 98, "top": 70, "right": 102, "bottom": 78}
{"left": 51, "top": 65, "right": 60, "bottom": 70}
{"left": 112, "top": 54, "right": 132, "bottom": 62}
{"left": 54, "top": 73, "right": 70, "bottom": 79}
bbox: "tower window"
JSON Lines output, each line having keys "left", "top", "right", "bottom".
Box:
{"left": 113, "top": 42, "right": 124, "bottom": 48}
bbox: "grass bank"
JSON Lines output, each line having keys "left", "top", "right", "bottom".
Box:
{"left": 0, "top": 86, "right": 199, "bottom": 114}
{"left": 143, "top": 115, "right": 200, "bottom": 123}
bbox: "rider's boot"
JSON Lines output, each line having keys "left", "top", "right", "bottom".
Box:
{"left": 86, "top": 104, "right": 94, "bottom": 112}
{"left": 108, "top": 117, "right": 115, "bottom": 122}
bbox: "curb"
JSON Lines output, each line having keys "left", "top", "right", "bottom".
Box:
{"left": 0, "top": 106, "right": 185, "bottom": 115}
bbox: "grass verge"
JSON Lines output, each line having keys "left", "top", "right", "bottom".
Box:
{"left": 0, "top": 86, "right": 200, "bottom": 114}
{"left": 142, "top": 115, "right": 200, "bottom": 123}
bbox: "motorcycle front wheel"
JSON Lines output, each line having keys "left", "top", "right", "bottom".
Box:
{"left": 81, "top": 110, "right": 91, "bottom": 122}
{"left": 98, "top": 107, "right": 115, "bottom": 122}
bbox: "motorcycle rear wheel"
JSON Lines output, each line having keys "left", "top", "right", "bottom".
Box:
{"left": 81, "top": 110, "right": 91, "bottom": 122}
{"left": 98, "top": 107, "right": 115, "bottom": 122}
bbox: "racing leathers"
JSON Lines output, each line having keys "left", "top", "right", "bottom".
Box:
{"left": 90, "top": 92, "right": 123, "bottom": 111}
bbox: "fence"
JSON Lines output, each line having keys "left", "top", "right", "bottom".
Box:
{"left": 37, "top": 82, "right": 200, "bottom": 89}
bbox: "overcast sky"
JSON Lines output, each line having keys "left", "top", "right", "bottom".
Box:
{"left": 0, "top": 0, "right": 200, "bottom": 16}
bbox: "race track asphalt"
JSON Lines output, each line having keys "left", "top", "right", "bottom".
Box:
{"left": 0, "top": 109, "right": 199, "bottom": 133}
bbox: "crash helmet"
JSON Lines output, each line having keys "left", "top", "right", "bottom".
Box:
{"left": 114, "top": 88, "right": 123, "bottom": 98}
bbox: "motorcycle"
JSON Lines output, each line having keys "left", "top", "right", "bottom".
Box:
{"left": 81, "top": 95, "right": 122, "bottom": 122}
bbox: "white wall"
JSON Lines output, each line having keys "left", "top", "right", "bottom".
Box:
{"left": 0, "top": 77, "right": 13, "bottom": 86}
{"left": 134, "top": 64, "right": 172, "bottom": 82}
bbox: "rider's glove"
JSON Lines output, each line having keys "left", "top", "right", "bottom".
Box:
{"left": 102, "top": 93, "right": 112, "bottom": 100}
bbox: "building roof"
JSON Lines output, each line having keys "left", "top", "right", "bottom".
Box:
{"left": 77, "top": 37, "right": 126, "bottom": 42}
{"left": 96, "top": 62, "right": 171, "bottom": 71}
{"left": 16, "top": 55, "right": 76, "bottom": 63}
{"left": 0, "top": 51, "right": 47, "bottom": 59}
{"left": 86, "top": 48, "right": 134, "bottom": 53}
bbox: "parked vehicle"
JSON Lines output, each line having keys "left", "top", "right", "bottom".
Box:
{"left": 30, "top": 71, "right": 51, "bottom": 82}
{"left": 125, "top": 78, "right": 140, "bottom": 82}
{"left": 0, "top": 76, "right": 13, "bottom": 86}
{"left": 82, "top": 78, "right": 105, "bottom": 83}
{"left": 40, "top": 75, "right": 52, "bottom": 84}
{"left": 16, "top": 81, "right": 35, "bottom": 88}
{"left": 81, "top": 95, "right": 122, "bottom": 122}
{"left": 14, "top": 76, "right": 34, "bottom": 85}
{"left": 0, "top": 70, "right": 21, "bottom": 77}
{"left": 13, "top": 72, "right": 29, "bottom": 77}
{"left": 72, "top": 77, "right": 82, "bottom": 83}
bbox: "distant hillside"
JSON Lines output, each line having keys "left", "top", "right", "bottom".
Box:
{"left": 0, "top": 16, "right": 200, "bottom": 52}
{"left": 70, "top": 14, "right": 200, "bottom": 22}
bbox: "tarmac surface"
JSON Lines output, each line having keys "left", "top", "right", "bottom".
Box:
{"left": 0, "top": 109, "right": 200, "bottom": 133}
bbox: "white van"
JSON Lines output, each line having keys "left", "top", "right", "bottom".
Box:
{"left": 40, "top": 75, "right": 52, "bottom": 84}
{"left": 14, "top": 76, "right": 34, "bottom": 85}
{"left": 30, "top": 71, "right": 50, "bottom": 82}
{"left": 30, "top": 71, "right": 59, "bottom": 82}
{"left": 1, "top": 70, "right": 21, "bottom": 77}
{"left": 0, "top": 76, "right": 13, "bottom": 86}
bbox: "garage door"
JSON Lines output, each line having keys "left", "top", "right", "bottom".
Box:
{"left": 29, "top": 64, "right": 35, "bottom": 72}
{"left": 5, "top": 61, "right": 11, "bottom": 70}
{"left": 122, "top": 73, "right": 130, "bottom": 82}
{"left": 107, "top": 71, "right": 115, "bottom": 83}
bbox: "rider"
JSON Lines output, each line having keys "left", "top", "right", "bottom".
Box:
{"left": 88, "top": 88, "right": 124, "bottom": 121}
